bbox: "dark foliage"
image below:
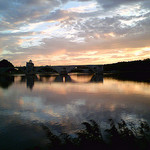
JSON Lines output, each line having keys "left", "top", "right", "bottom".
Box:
{"left": 0, "top": 59, "right": 14, "bottom": 68}
{"left": 104, "top": 59, "right": 150, "bottom": 73}
{"left": 104, "top": 59, "right": 150, "bottom": 82}
{"left": 39, "top": 119, "right": 150, "bottom": 150}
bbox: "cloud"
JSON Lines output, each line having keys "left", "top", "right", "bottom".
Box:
{"left": 0, "top": 0, "right": 150, "bottom": 65}
{"left": 95, "top": 0, "right": 143, "bottom": 9}
{"left": 0, "top": 0, "right": 60, "bottom": 25}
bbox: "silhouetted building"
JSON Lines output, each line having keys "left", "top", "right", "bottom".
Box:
{"left": 26, "top": 60, "right": 34, "bottom": 74}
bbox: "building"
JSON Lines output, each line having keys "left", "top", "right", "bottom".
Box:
{"left": 26, "top": 60, "right": 34, "bottom": 74}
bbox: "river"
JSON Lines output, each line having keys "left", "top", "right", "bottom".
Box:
{"left": 0, "top": 73, "right": 150, "bottom": 149}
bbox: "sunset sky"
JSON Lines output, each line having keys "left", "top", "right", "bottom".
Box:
{"left": 0, "top": 0, "right": 150, "bottom": 66}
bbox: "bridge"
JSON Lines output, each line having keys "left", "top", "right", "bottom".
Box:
{"left": 35, "top": 65, "right": 103, "bottom": 75}
{"left": 0, "top": 60, "right": 103, "bottom": 75}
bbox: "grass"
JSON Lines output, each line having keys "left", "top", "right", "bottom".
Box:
{"left": 30, "top": 119, "right": 150, "bottom": 150}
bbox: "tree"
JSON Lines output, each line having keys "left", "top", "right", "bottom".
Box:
{"left": 0, "top": 59, "right": 14, "bottom": 68}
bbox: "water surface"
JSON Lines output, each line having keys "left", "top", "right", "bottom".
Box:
{"left": 0, "top": 74, "right": 150, "bottom": 149}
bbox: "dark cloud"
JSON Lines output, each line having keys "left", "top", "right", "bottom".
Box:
{"left": 96, "top": 0, "right": 143, "bottom": 9}
{"left": 0, "top": 0, "right": 60, "bottom": 25}
{"left": 0, "top": 0, "right": 149, "bottom": 27}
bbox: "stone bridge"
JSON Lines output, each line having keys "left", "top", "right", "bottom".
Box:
{"left": 0, "top": 60, "right": 103, "bottom": 75}
{"left": 35, "top": 65, "right": 103, "bottom": 75}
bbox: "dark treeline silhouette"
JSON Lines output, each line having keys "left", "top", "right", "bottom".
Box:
{"left": 28, "top": 119, "right": 150, "bottom": 150}
{"left": 0, "top": 59, "right": 16, "bottom": 74}
{"left": 0, "top": 59, "right": 14, "bottom": 68}
{"left": 104, "top": 58, "right": 150, "bottom": 82}
{"left": 104, "top": 58, "right": 150, "bottom": 73}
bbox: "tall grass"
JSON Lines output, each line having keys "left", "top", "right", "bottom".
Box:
{"left": 38, "top": 119, "right": 150, "bottom": 150}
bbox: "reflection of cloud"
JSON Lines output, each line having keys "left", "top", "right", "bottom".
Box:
{"left": 66, "top": 99, "right": 85, "bottom": 116}
{"left": 19, "top": 99, "right": 24, "bottom": 106}
{"left": 71, "top": 74, "right": 93, "bottom": 83}
{"left": 44, "top": 109, "right": 60, "bottom": 118}
{"left": 1, "top": 76, "right": 150, "bottom": 136}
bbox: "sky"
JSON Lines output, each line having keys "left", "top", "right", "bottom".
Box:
{"left": 0, "top": 0, "right": 150, "bottom": 66}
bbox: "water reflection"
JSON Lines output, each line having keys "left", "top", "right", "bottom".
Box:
{"left": 0, "top": 75, "right": 14, "bottom": 89}
{"left": 1, "top": 73, "right": 150, "bottom": 149}
{"left": 20, "top": 75, "right": 38, "bottom": 90}
{"left": 54, "top": 75, "right": 72, "bottom": 82}
{"left": 26, "top": 75, "right": 38, "bottom": 90}
{"left": 53, "top": 74, "right": 103, "bottom": 83}
{"left": 14, "top": 74, "right": 103, "bottom": 90}
{"left": 105, "top": 72, "right": 150, "bottom": 83}
{"left": 90, "top": 74, "right": 103, "bottom": 82}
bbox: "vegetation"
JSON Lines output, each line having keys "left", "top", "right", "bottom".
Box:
{"left": 0, "top": 59, "right": 14, "bottom": 68}
{"left": 30, "top": 119, "right": 150, "bottom": 150}
{"left": 104, "top": 58, "right": 150, "bottom": 73}
{"left": 103, "top": 59, "right": 150, "bottom": 82}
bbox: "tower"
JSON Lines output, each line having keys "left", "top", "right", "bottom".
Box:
{"left": 26, "top": 60, "right": 34, "bottom": 74}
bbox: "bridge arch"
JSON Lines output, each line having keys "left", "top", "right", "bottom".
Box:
{"left": 35, "top": 66, "right": 57, "bottom": 74}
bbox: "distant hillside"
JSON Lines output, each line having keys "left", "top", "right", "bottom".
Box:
{"left": 104, "top": 59, "right": 150, "bottom": 73}
{"left": 0, "top": 59, "right": 14, "bottom": 68}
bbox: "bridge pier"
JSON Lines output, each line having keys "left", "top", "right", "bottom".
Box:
{"left": 87, "top": 65, "right": 103, "bottom": 74}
